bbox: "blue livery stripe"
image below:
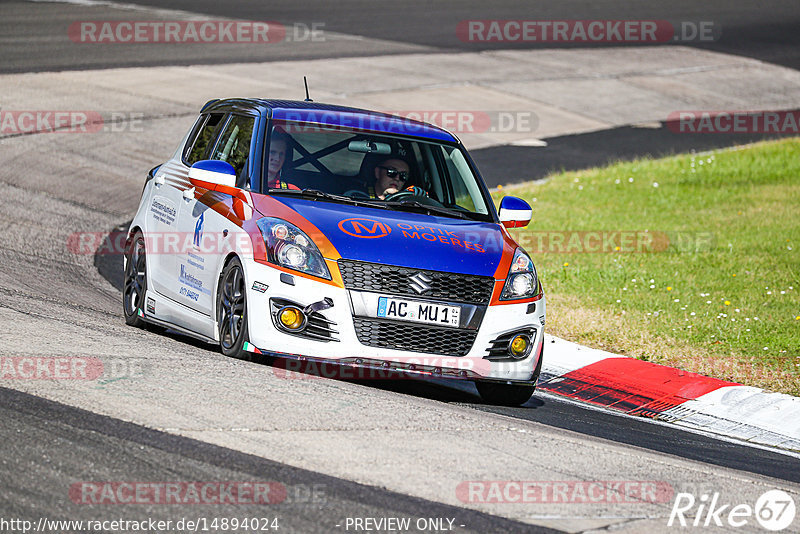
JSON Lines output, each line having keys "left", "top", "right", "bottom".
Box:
{"left": 272, "top": 197, "right": 504, "bottom": 277}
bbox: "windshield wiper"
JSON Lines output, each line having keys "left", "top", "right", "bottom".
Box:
{"left": 384, "top": 200, "right": 472, "bottom": 220}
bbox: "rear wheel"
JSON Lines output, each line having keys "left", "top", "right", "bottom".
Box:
{"left": 476, "top": 342, "right": 544, "bottom": 406}
{"left": 122, "top": 231, "right": 147, "bottom": 327}
{"left": 217, "top": 257, "right": 250, "bottom": 360}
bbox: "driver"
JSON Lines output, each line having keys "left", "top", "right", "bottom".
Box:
{"left": 369, "top": 156, "right": 426, "bottom": 200}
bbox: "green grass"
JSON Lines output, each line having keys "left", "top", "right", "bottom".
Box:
{"left": 494, "top": 138, "right": 800, "bottom": 394}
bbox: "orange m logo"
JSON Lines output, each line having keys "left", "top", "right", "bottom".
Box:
{"left": 338, "top": 218, "right": 392, "bottom": 239}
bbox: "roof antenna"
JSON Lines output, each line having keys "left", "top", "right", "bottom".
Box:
{"left": 303, "top": 76, "right": 313, "bottom": 102}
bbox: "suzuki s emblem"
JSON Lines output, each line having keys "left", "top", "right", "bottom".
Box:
{"left": 409, "top": 272, "right": 433, "bottom": 294}
{"left": 338, "top": 218, "right": 392, "bottom": 239}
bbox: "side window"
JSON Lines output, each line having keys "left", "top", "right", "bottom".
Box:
{"left": 184, "top": 113, "right": 225, "bottom": 166}
{"left": 444, "top": 147, "right": 488, "bottom": 215}
{"left": 211, "top": 115, "right": 255, "bottom": 177}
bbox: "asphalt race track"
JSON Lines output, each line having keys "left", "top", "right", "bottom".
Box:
{"left": 1, "top": 1, "right": 799, "bottom": 532}
{"left": 3, "top": 0, "right": 799, "bottom": 72}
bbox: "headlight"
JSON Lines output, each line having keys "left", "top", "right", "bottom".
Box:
{"left": 501, "top": 248, "right": 539, "bottom": 300}
{"left": 256, "top": 218, "right": 331, "bottom": 279}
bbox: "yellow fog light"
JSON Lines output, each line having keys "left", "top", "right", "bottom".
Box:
{"left": 279, "top": 307, "right": 305, "bottom": 330}
{"left": 508, "top": 334, "right": 531, "bottom": 359}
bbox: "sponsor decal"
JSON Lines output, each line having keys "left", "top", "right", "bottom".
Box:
{"left": 187, "top": 251, "right": 205, "bottom": 270}
{"left": 337, "top": 217, "right": 487, "bottom": 253}
{"left": 146, "top": 297, "right": 155, "bottom": 314}
{"left": 251, "top": 281, "right": 269, "bottom": 293}
{"left": 179, "top": 265, "right": 204, "bottom": 291}
{"left": 150, "top": 197, "right": 176, "bottom": 226}
{"left": 398, "top": 224, "right": 486, "bottom": 253}
{"left": 338, "top": 218, "right": 392, "bottom": 239}
{"left": 193, "top": 212, "right": 204, "bottom": 247}
{"left": 179, "top": 265, "right": 209, "bottom": 302}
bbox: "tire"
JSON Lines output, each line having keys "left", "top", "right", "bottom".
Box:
{"left": 475, "top": 341, "right": 544, "bottom": 406}
{"left": 217, "top": 257, "right": 250, "bottom": 360}
{"left": 122, "top": 231, "right": 148, "bottom": 328}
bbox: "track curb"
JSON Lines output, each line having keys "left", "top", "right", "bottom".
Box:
{"left": 539, "top": 336, "right": 800, "bottom": 452}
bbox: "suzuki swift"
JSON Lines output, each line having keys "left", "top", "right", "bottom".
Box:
{"left": 124, "top": 98, "right": 545, "bottom": 405}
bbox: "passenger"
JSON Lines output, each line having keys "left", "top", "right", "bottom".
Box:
{"left": 266, "top": 132, "right": 299, "bottom": 190}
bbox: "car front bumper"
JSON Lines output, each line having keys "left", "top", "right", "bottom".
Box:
{"left": 242, "top": 259, "right": 545, "bottom": 383}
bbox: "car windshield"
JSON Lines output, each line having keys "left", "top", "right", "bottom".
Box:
{"left": 261, "top": 120, "right": 493, "bottom": 221}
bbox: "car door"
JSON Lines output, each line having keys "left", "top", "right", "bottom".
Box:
{"left": 174, "top": 113, "right": 258, "bottom": 315}
{"left": 150, "top": 111, "right": 226, "bottom": 303}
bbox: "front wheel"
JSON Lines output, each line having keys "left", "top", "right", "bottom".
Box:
{"left": 476, "top": 381, "right": 536, "bottom": 406}
{"left": 122, "top": 231, "right": 148, "bottom": 327}
{"left": 216, "top": 257, "right": 250, "bottom": 360}
{"left": 476, "top": 342, "right": 543, "bottom": 406}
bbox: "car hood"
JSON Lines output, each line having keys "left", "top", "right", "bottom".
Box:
{"left": 267, "top": 196, "right": 508, "bottom": 277}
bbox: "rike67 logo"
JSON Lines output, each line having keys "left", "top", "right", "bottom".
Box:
{"left": 668, "top": 489, "right": 796, "bottom": 531}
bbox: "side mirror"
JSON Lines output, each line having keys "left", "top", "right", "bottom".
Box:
{"left": 498, "top": 196, "right": 532, "bottom": 228}
{"left": 188, "top": 160, "right": 236, "bottom": 188}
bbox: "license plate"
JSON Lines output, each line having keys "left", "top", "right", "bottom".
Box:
{"left": 377, "top": 297, "right": 460, "bottom": 327}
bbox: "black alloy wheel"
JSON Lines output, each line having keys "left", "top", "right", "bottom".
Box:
{"left": 217, "top": 257, "right": 250, "bottom": 360}
{"left": 123, "top": 231, "right": 147, "bottom": 327}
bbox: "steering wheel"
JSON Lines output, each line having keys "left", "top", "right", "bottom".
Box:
{"left": 385, "top": 188, "right": 446, "bottom": 208}
{"left": 343, "top": 189, "right": 370, "bottom": 199}
{"left": 383, "top": 189, "right": 418, "bottom": 202}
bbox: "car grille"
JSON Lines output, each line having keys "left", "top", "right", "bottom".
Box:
{"left": 338, "top": 259, "right": 494, "bottom": 305}
{"left": 353, "top": 318, "right": 478, "bottom": 357}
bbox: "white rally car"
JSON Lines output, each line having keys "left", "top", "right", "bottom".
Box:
{"left": 124, "top": 98, "right": 545, "bottom": 405}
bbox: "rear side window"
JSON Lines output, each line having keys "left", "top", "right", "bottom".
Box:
{"left": 184, "top": 113, "right": 225, "bottom": 165}
{"left": 210, "top": 114, "right": 255, "bottom": 176}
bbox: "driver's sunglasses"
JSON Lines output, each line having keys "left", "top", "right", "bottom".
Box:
{"left": 377, "top": 166, "right": 409, "bottom": 181}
